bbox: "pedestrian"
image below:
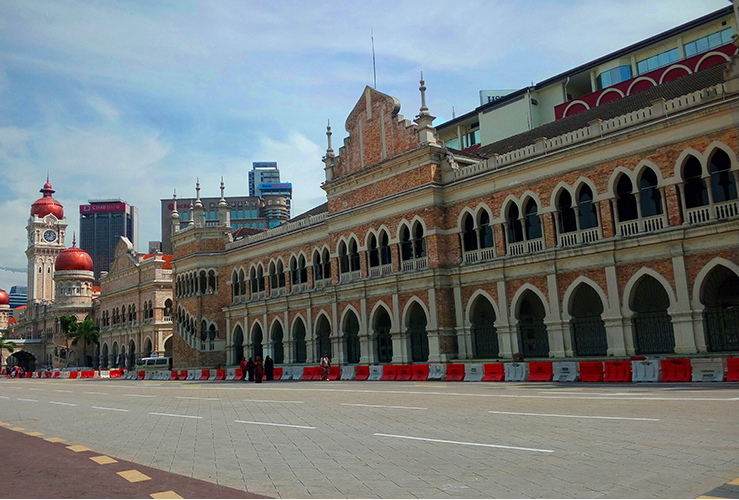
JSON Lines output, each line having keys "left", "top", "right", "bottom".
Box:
{"left": 254, "top": 356, "right": 264, "bottom": 383}
{"left": 320, "top": 352, "right": 330, "bottom": 381}
{"left": 246, "top": 357, "right": 254, "bottom": 382}
{"left": 264, "top": 355, "right": 274, "bottom": 381}
{"left": 239, "top": 356, "right": 248, "bottom": 381}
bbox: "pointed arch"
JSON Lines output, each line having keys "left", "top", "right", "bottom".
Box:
{"left": 691, "top": 257, "right": 739, "bottom": 310}
{"left": 401, "top": 296, "right": 431, "bottom": 328}
{"left": 510, "top": 284, "right": 551, "bottom": 321}
{"left": 622, "top": 267, "right": 676, "bottom": 314}
{"left": 607, "top": 166, "right": 636, "bottom": 195}
{"left": 465, "top": 289, "right": 501, "bottom": 325}
{"left": 561, "top": 276, "right": 610, "bottom": 321}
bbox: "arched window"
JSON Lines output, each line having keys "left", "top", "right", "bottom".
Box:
{"left": 338, "top": 241, "right": 349, "bottom": 274}
{"left": 349, "top": 240, "right": 360, "bottom": 272}
{"left": 291, "top": 257, "right": 300, "bottom": 285}
{"left": 478, "top": 211, "right": 494, "bottom": 249}
{"left": 164, "top": 299, "right": 172, "bottom": 319}
{"left": 683, "top": 156, "right": 707, "bottom": 209}
{"left": 207, "top": 270, "right": 216, "bottom": 293}
{"left": 321, "top": 249, "right": 332, "bottom": 279}
{"left": 232, "top": 270, "right": 239, "bottom": 299}
{"left": 709, "top": 150, "right": 737, "bottom": 204}
{"left": 506, "top": 204, "right": 523, "bottom": 243}
{"left": 299, "top": 255, "right": 307, "bottom": 283}
{"left": 639, "top": 168, "right": 663, "bottom": 217}
{"left": 368, "top": 234, "right": 379, "bottom": 268}
{"left": 400, "top": 226, "right": 413, "bottom": 261}
{"left": 380, "top": 231, "right": 392, "bottom": 265}
{"left": 557, "top": 191, "right": 577, "bottom": 234}
{"left": 257, "top": 265, "right": 265, "bottom": 292}
{"left": 250, "top": 267, "right": 258, "bottom": 293}
{"left": 276, "top": 261, "right": 285, "bottom": 288}
{"left": 313, "top": 250, "right": 323, "bottom": 281}
{"left": 413, "top": 223, "right": 426, "bottom": 259}
{"left": 462, "top": 214, "right": 477, "bottom": 252}
{"left": 238, "top": 269, "right": 246, "bottom": 296}
{"left": 578, "top": 186, "right": 598, "bottom": 229}
{"left": 199, "top": 270, "right": 207, "bottom": 294}
{"left": 524, "top": 200, "right": 542, "bottom": 240}
{"left": 269, "top": 262, "right": 278, "bottom": 290}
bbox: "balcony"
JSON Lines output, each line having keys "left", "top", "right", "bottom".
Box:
{"left": 618, "top": 214, "right": 665, "bottom": 236}
{"left": 558, "top": 227, "right": 601, "bottom": 247}
{"left": 463, "top": 248, "right": 495, "bottom": 264}
{"left": 369, "top": 264, "right": 393, "bottom": 277}
{"left": 339, "top": 270, "right": 361, "bottom": 284}
{"left": 291, "top": 282, "right": 307, "bottom": 294}
{"left": 401, "top": 257, "right": 428, "bottom": 272}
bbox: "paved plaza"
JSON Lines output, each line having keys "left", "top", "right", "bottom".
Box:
{"left": 0, "top": 378, "right": 738, "bottom": 498}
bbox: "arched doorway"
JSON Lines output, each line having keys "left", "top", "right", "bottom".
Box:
{"left": 271, "top": 322, "right": 284, "bottom": 364}
{"left": 315, "top": 316, "right": 332, "bottom": 360}
{"left": 569, "top": 284, "right": 608, "bottom": 356}
{"left": 7, "top": 351, "right": 36, "bottom": 372}
{"left": 144, "top": 338, "right": 153, "bottom": 357}
{"left": 232, "top": 326, "right": 244, "bottom": 364}
{"left": 701, "top": 266, "right": 739, "bottom": 352}
{"left": 343, "top": 311, "right": 360, "bottom": 364}
{"left": 252, "top": 324, "right": 263, "bottom": 360}
{"left": 128, "top": 340, "right": 136, "bottom": 369}
{"left": 293, "top": 318, "right": 307, "bottom": 363}
{"left": 517, "top": 291, "right": 549, "bottom": 357}
{"left": 407, "top": 303, "right": 429, "bottom": 362}
{"left": 373, "top": 308, "right": 393, "bottom": 363}
{"left": 163, "top": 336, "right": 173, "bottom": 358}
{"left": 101, "top": 343, "right": 109, "bottom": 369}
{"left": 631, "top": 275, "right": 675, "bottom": 354}
{"left": 470, "top": 296, "right": 498, "bottom": 358}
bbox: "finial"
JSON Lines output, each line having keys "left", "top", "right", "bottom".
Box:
{"left": 196, "top": 178, "right": 200, "bottom": 199}
{"left": 72, "top": 232, "right": 76, "bottom": 247}
{"left": 220, "top": 177, "right": 225, "bottom": 198}
{"left": 419, "top": 72, "right": 429, "bottom": 116}
{"left": 173, "top": 189, "right": 177, "bottom": 201}
{"left": 326, "top": 119, "right": 334, "bottom": 155}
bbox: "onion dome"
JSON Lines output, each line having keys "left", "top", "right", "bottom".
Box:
{"left": 30, "top": 179, "right": 64, "bottom": 219}
{"left": 55, "top": 236, "right": 93, "bottom": 272}
{"left": 0, "top": 289, "right": 8, "bottom": 305}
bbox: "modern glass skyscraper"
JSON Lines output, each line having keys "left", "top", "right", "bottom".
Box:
{"left": 79, "top": 200, "right": 138, "bottom": 283}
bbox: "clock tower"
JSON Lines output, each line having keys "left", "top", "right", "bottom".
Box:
{"left": 26, "top": 178, "right": 67, "bottom": 304}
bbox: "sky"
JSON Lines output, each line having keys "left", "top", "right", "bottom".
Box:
{"left": 0, "top": 0, "right": 730, "bottom": 292}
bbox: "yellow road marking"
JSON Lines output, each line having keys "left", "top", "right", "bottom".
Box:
{"left": 117, "top": 470, "right": 151, "bottom": 483}
{"left": 696, "top": 496, "right": 726, "bottom": 499}
{"left": 0, "top": 421, "right": 8, "bottom": 426}
{"left": 90, "top": 455, "right": 117, "bottom": 465}
{"left": 9, "top": 427, "right": 24, "bottom": 431}
{"left": 66, "top": 445, "right": 90, "bottom": 452}
{"left": 728, "top": 478, "right": 739, "bottom": 486}
{"left": 45, "top": 437, "right": 65, "bottom": 443}
{"left": 151, "top": 491, "right": 184, "bottom": 499}
{"left": 25, "top": 431, "right": 43, "bottom": 436}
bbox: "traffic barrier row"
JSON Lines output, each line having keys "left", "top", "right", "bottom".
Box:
{"left": 15, "top": 358, "right": 738, "bottom": 383}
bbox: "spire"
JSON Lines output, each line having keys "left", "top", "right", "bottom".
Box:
{"left": 72, "top": 232, "right": 76, "bottom": 247}
{"left": 218, "top": 177, "right": 230, "bottom": 227}
{"left": 418, "top": 72, "right": 429, "bottom": 117}
{"left": 326, "top": 119, "right": 334, "bottom": 157}
{"left": 219, "top": 177, "right": 226, "bottom": 202}
{"left": 171, "top": 190, "right": 180, "bottom": 218}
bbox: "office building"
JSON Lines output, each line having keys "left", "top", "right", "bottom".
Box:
{"left": 79, "top": 200, "right": 138, "bottom": 283}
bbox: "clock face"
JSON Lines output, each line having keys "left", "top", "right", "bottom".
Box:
{"left": 43, "top": 230, "right": 57, "bottom": 243}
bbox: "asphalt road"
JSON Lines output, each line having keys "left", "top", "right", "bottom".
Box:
{"left": 0, "top": 377, "right": 738, "bottom": 499}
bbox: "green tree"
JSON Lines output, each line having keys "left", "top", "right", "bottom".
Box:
{"left": 70, "top": 317, "right": 100, "bottom": 368}
{"left": 59, "top": 315, "right": 78, "bottom": 367}
{"left": 0, "top": 334, "right": 16, "bottom": 373}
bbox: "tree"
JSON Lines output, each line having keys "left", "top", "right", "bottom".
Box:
{"left": 0, "top": 335, "right": 16, "bottom": 373}
{"left": 70, "top": 317, "right": 99, "bottom": 368}
{"left": 59, "top": 315, "right": 78, "bottom": 367}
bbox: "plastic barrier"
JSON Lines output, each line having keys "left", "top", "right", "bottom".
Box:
{"left": 428, "top": 364, "right": 446, "bottom": 380}
{"left": 137, "top": 371, "right": 145, "bottom": 380}
{"left": 285, "top": 366, "right": 298, "bottom": 380}
{"left": 45, "top": 371, "right": 52, "bottom": 379}
{"left": 53, "top": 371, "right": 61, "bottom": 379}
{"left": 185, "top": 370, "right": 197, "bottom": 380}
{"left": 355, "top": 365, "right": 370, "bottom": 381}
{"left": 604, "top": 360, "right": 631, "bottom": 382}
{"left": 215, "top": 369, "right": 226, "bottom": 381}
{"left": 69, "top": 371, "right": 78, "bottom": 380}
{"left": 661, "top": 359, "right": 691, "bottom": 382}
{"left": 368, "top": 365, "right": 383, "bottom": 381}
{"left": 169, "top": 370, "right": 178, "bottom": 380}
{"left": 99, "top": 370, "right": 108, "bottom": 379}
{"left": 528, "top": 362, "right": 554, "bottom": 382}
{"left": 464, "top": 364, "right": 484, "bottom": 382}
{"left": 691, "top": 360, "right": 724, "bottom": 382}
{"left": 340, "top": 365, "right": 356, "bottom": 380}
{"left": 273, "top": 367, "right": 283, "bottom": 380}
{"left": 396, "top": 365, "right": 412, "bottom": 381}
{"left": 727, "top": 358, "right": 739, "bottom": 382}
{"left": 579, "top": 361, "right": 604, "bottom": 382}
{"left": 278, "top": 367, "right": 291, "bottom": 380}
{"left": 208, "top": 370, "right": 217, "bottom": 381}
{"left": 144, "top": 371, "right": 153, "bottom": 380}
{"left": 381, "top": 365, "right": 397, "bottom": 381}
{"left": 311, "top": 366, "right": 323, "bottom": 381}
{"left": 177, "top": 370, "right": 186, "bottom": 380}
{"left": 409, "top": 364, "right": 428, "bottom": 381}
{"left": 34, "top": 371, "right": 41, "bottom": 378}
{"left": 483, "top": 363, "right": 505, "bottom": 381}
{"left": 552, "top": 362, "right": 578, "bottom": 382}
{"left": 301, "top": 366, "right": 315, "bottom": 380}
{"left": 631, "top": 360, "right": 660, "bottom": 382}
{"left": 328, "top": 366, "right": 340, "bottom": 381}
{"left": 445, "top": 364, "right": 465, "bottom": 382}
{"left": 504, "top": 362, "right": 528, "bottom": 382}
{"left": 25, "top": 372, "right": 32, "bottom": 378}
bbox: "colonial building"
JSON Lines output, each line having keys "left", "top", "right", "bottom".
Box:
{"left": 170, "top": 44, "right": 739, "bottom": 370}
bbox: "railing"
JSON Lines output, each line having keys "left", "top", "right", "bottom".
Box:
{"left": 558, "top": 227, "right": 600, "bottom": 247}
{"left": 314, "top": 279, "right": 327, "bottom": 289}
{"left": 507, "top": 241, "right": 525, "bottom": 256}
{"left": 618, "top": 219, "right": 640, "bottom": 236}
{"left": 369, "top": 267, "right": 381, "bottom": 277}
{"left": 526, "top": 238, "right": 544, "bottom": 253}
{"left": 270, "top": 288, "right": 284, "bottom": 298}
{"left": 252, "top": 291, "right": 265, "bottom": 301}
{"left": 642, "top": 214, "right": 664, "bottom": 233}
{"left": 715, "top": 199, "right": 739, "bottom": 220}
{"left": 687, "top": 206, "right": 711, "bottom": 224}
{"left": 340, "top": 270, "right": 361, "bottom": 284}
{"left": 381, "top": 263, "right": 393, "bottom": 275}
{"left": 291, "top": 282, "right": 307, "bottom": 294}
{"left": 198, "top": 339, "right": 226, "bottom": 352}
{"left": 401, "top": 257, "right": 428, "bottom": 272}
{"left": 227, "top": 211, "right": 328, "bottom": 249}
{"left": 463, "top": 247, "right": 495, "bottom": 264}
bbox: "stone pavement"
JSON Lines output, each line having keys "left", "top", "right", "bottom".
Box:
{"left": 0, "top": 424, "right": 268, "bottom": 499}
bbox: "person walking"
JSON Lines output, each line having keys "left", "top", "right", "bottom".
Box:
{"left": 320, "top": 352, "right": 330, "bottom": 381}
{"left": 246, "top": 357, "right": 254, "bottom": 382}
{"left": 239, "top": 357, "right": 248, "bottom": 381}
{"left": 264, "top": 355, "right": 274, "bottom": 381}
{"left": 254, "top": 356, "right": 264, "bottom": 383}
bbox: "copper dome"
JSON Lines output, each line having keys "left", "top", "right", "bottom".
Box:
{"left": 30, "top": 180, "right": 64, "bottom": 219}
{"left": 0, "top": 289, "right": 8, "bottom": 305}
{"left": 55, "top": 240, "right": 93, "bottom": 272}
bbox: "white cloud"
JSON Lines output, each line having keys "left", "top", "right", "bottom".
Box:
{"left": 0, "top": 268, "right": 26, "bottom": 294}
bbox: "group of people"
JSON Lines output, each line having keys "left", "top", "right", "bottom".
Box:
{"left": 3, "top": 366, "right": 26, "bottom": 378}
{"left": 239, "top": 355, "right": 274, "bottom": 382}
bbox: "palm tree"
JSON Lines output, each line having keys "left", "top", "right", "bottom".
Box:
{"left": 70, "top": 317, "right": 99, "bottom": 368}
{"left": 59, "top": 315, "right": 78, "bottom": 367}
{"left": 0, "top": 335, "right": 16, "bottom": 373}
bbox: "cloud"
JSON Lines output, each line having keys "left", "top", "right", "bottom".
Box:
{"left": 0, "top": 268, "right": 26, "bottom": 293}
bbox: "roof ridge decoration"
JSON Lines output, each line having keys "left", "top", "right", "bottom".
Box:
{"left": 330, "top": 86, "right": 422, "bottom": 181}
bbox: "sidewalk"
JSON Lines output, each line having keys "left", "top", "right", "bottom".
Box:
{"left": 0, "top": 425, "right": 269, "bottom": 499}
